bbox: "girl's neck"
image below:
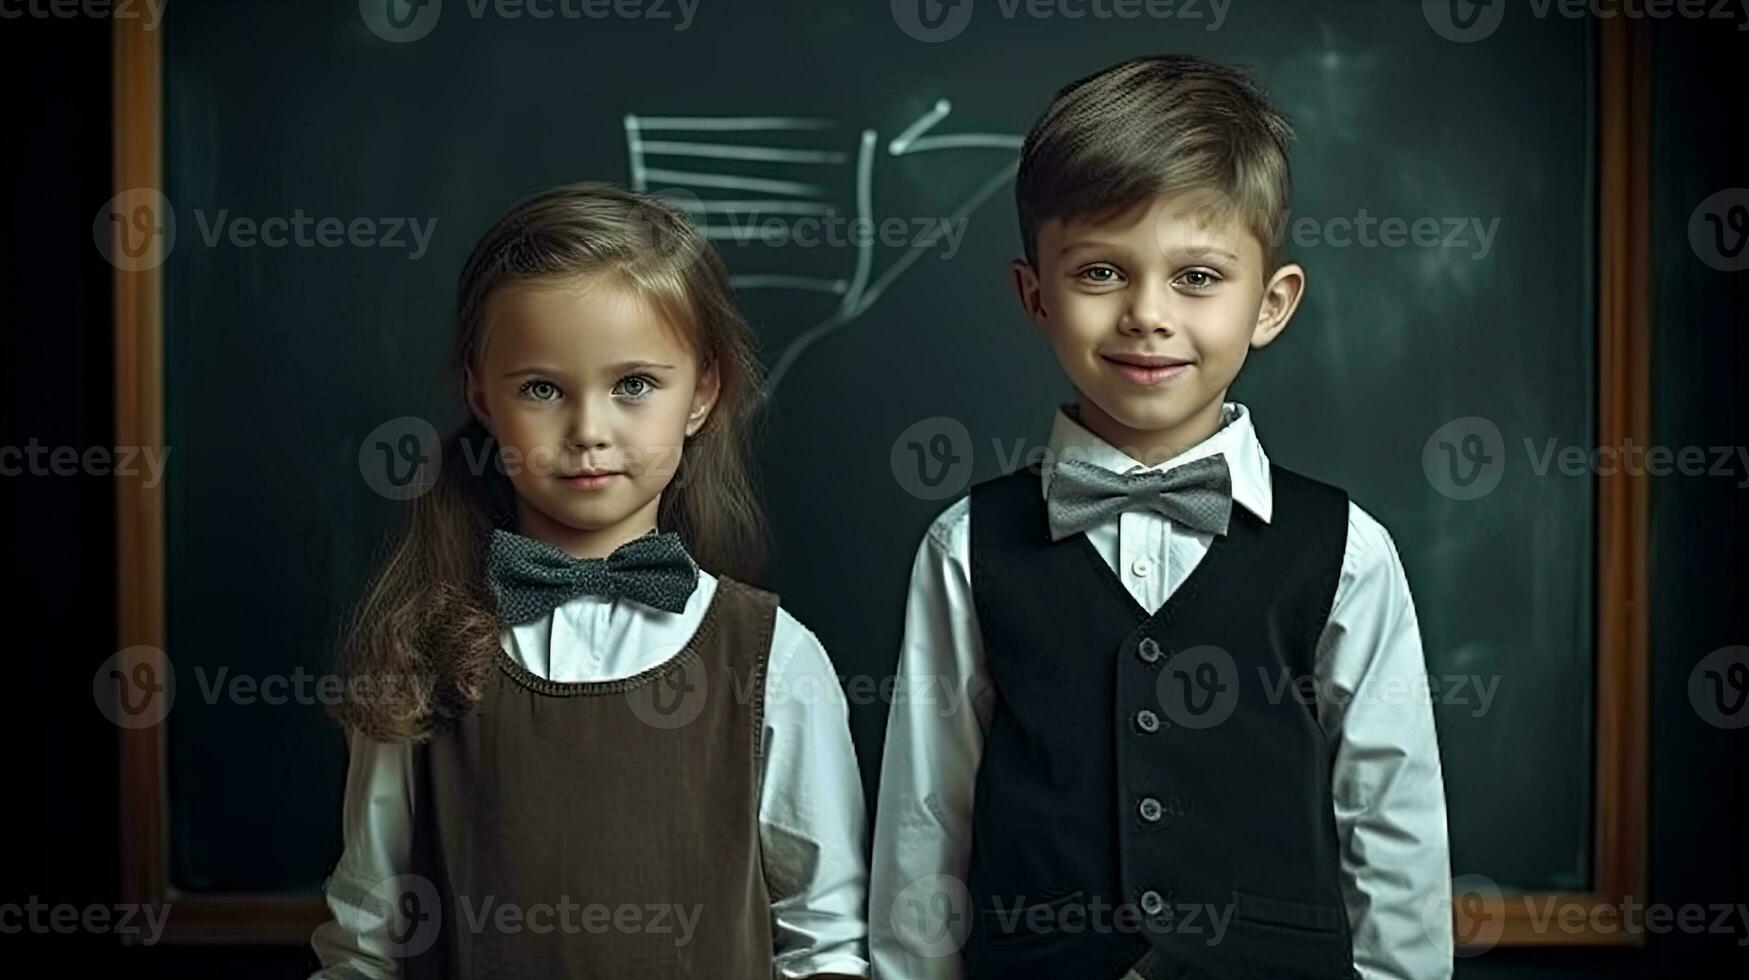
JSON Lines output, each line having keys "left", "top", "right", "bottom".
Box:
{"left": 512, "top": 495, "right": 662, "bottom": 560}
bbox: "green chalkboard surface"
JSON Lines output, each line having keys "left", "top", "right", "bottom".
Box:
{"left": 159, "top": 0, "right": 1595, "bottom": 896}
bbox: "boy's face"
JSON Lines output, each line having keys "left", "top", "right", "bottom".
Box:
{"left": 466, "top": 275, "right": 718, "bottom": 558}
{"left": 1012, "top": 190, "right": 1304, "bottom": 461}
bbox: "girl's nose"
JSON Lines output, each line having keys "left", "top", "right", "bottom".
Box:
{"left": 564, "top": 396, "right": 613, "bottom": 450}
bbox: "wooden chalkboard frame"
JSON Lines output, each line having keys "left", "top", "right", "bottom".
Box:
{"left": 110, "top": 14, "right": 1651, "bottom": 949}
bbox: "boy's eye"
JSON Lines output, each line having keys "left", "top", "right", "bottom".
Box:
{"left": 1076, "top": 264, "right": 1123, "bottom": 285}
{"left": 613, "top": 374, "right": 657, "bottom": 399}
{"left": 519, "top": 379, "right": 561, "bottom": 401}
{"left": 1175, "top": 268, "right": 1222, "bottom": 291}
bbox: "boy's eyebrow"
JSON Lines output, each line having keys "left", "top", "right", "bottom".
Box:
{"left": 1058, "top": 240, "right": 1242, "bottom": 264}
{"left": 1165, "top": 244, "right": 1242, "bottom": 262}
{"left": 1058, "top": 238, "right": 1131, "bottom": 257}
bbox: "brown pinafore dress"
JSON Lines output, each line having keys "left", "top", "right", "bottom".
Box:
{"left": 403, "top": 576, "right": 778, "bottom": 979}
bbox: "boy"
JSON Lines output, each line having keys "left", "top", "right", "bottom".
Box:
{"left": 868, "top": 56, "right": 1452, "bottom": 980}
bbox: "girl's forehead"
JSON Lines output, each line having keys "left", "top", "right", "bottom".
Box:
{"left": 479, "top": 276, "right": 695, "bottom": 367}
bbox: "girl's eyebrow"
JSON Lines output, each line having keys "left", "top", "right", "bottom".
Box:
{"left": 501, "top": 366, "right": 569, "bottom": 380}
{"left": 500, "top": 361, "right": 677, "bottom": 380}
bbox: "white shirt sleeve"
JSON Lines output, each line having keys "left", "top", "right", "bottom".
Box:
{"left": 309, "top": 730, "right": 414, "bottom": 979}
{"left": 868, "top": 498, "right": 993, "bottom": 980}
{"left": 1318, "top": 503, "right": 1454, "bottom": 980}
{"left": 762, "top": 608, "right": 874, "bottom": 978}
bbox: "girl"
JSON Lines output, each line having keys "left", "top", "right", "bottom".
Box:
{"left": 310, "top": 183, "right": 870, "bottom": 979}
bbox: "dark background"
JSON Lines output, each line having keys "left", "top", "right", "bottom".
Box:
{"left": 153, "top": 0, "right": 1599, "bottom": 898}
{"left": 3, "top": 6, "right": 1744, "bottom": 979}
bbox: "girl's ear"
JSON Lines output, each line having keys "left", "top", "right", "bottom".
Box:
{"left": 685, "top": 360, "right": 721, "bottom": 438}
{"left": 464, "top": 366, "right": 492, "bottom": 432}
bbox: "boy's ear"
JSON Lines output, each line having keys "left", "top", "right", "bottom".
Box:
{"left": 1250, "top": 261, "right": 1306, "bottom": 351}
{"left": 1010, "top": 258, "right": 1047, "bottom": 332}
{"left": 685, "top": 360, "right": 721, "bottom": 438}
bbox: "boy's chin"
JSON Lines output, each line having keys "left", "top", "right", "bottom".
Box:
{"left": 1083, "top": 390, "right": 1222, "bottom": 447}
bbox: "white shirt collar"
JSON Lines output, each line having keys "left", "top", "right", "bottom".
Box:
{"left": 1038, "top": 401, "right": 1274, "bottom": 524}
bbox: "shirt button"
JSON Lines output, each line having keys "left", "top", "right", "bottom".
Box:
{"left": 1134, "top": 709, "right": 1160, "bottom": 733}
{"left": 1131, "top": 557, "right": 1152, "bottom": 577}
{"left": 1139, "top": 889, "right": 1165, "bottom": 915}
{"left": 1138, "top": 796, "right": 1163, "bottom": 822}
{"left": 1137, "top": 637, "right": 1163, "bottom": 663}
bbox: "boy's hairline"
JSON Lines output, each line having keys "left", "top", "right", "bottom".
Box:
{"left": 1020, "top": 184, "right": 1289, "bottom": 274}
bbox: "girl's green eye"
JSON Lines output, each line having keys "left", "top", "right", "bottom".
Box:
{"left": 1080, "top": 265, "right": 1120, "bottom": 284}
{"left": 614, "top": 375, "right": 655, "bottom": 398}
{"left": 520, "top": 379, "right": 560, "bottom": 401}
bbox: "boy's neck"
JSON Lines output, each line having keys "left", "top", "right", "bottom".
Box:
{"left": 1071, "top": 395, "right": 1228, "bottom": 468}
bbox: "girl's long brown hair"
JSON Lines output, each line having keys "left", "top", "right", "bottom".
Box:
{"left": 334, "top": 182, "right": 769, "bottom": 742}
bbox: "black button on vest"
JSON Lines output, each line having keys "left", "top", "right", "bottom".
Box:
{"left": 964, "top": 462, "right": 1357, "bottom": 980}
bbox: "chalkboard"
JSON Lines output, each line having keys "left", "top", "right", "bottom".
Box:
{"left": 156, "top": 0, "right": 1596, "bottom": 899}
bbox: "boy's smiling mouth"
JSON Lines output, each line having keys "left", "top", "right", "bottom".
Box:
{"left": 1100, "top": 350, "right": 1194, "bottom": 386}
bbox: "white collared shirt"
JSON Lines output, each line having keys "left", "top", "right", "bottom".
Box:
{"left": 310, "top": 571, "right": 872, "bottom": 979}
{"left": 868, "top": 403, "right": 1453, "bottom": 980}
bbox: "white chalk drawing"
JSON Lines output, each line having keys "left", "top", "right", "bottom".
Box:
{"left": 625, "top": 100, "right": 1021, "bottom": 395}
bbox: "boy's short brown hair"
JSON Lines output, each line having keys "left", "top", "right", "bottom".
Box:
{"left": 1016, "top": 55, "right": 1294, "bottom": 271}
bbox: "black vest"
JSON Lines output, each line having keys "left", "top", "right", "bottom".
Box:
{"left": 964, "top": 463, "right": 1358, "bottom": 980}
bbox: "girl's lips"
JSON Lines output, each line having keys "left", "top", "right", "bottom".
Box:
{"left": 561, "top": 472, "right": 623, "bottom": 491}
{"left": 1102, "top": 356, "right": 1192, "bottom": 386}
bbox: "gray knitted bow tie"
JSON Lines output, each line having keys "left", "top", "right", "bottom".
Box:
{"left": 1045, "top": 454, "right": 1234, "bottom": 541}
{"left": 487, "top": 528, "right": 699, "bottom": 623}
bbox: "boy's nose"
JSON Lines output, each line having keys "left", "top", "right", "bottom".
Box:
{"left": 1120, "top": 280, "right": 1176, "bottom": 335}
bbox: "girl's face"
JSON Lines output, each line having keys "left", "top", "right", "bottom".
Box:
{"left": 466, "top": 274, "right": 719, "bottom": 558}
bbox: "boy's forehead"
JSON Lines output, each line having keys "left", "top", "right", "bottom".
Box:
{"left": 1040, "top": 190, "right": 1263, "bottom": 265}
